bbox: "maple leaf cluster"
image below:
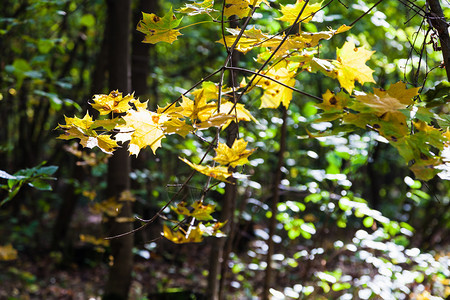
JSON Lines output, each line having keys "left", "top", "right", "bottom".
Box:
{"left": 315, "top": 82, "right": 450, "bottom": 181}
{"left": 58, "top": 85, "right": 256, "bottom": 179}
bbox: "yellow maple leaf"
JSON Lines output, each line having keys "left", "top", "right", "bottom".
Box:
{"left": 334, "top": 41, "right": 375, "bottom": 93}
{"left": 58, "top": 113, "right": 118, "bottom": 154}
{"left": 180, "top": 95, "right": 217, "bottom": 122}
{"left": 220, "top": 101, "right": 257, "bottom": 127}
{"left": 178, "top": 0, "right": 216, "bottom": 16}
{"left": 116, "top": 110, "right": 166, "bottom": 156}
{"left": 353, "top": 82, "right": 418, "bottom": 115}
{"left": 224, "top": 0, "right": 268, "bottom": 18}
{"left": 162, "top": 118, "right": 193, "bottom": 137}
{"left": 277, "top": 0, "right": 323, "bottom": 25}
{"left": 180, "top": 157, "right": 232, "bottom": 182}
{"left": 91, "top": 91, "right": 133, "bottom": 115}
{"left": 316, "top": 90, "right": 350, "bottom": 111}
{"left": 59, "top": 113, "right": 94, "bottom": 131}
{"left": 0, "top": 244, "right": 18, "bottom": 261}
{"left": 79, "top": 234, "right": 110, "bottom": 247}
{"left": 218, "top": 27, "right": 270, "bottom": 54}
{"left": 90, "top": 197, "right": 123, "bottom": 217}
{"left": 173, "top": 201, "right": 216, "bottom": 221}
{"left": 137, "top": 8, "right": 183, "bottom": 44}
{"left": 257, "top": 66, "right": 297, "bottom": 108}
{"left": 213, "top": 138, "right": 255, "bottom": 167}
{"left": 131, "top": 97, "right": 149, "bottom": 111}
{"left": 162, "top": 224, "right": 204, "bottom": 244}
{"left": 195, "top": 113, "right": 236, "bottom": 129}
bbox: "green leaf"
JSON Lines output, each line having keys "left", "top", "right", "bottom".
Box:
{"left": 80, "top": 14, "right": 95, "bottom": 27}
{"left": 137, "top": 8, "right": 183, "bottom": 44}
{"left": 363, "top": 216, "right": 374, "bottom": 228}
{"left": 331, "top": 282, "right": 351, "bottom": 291}
{"left": 28, "top": 179, "right": 52, "bottom": 191}
{"left": 423, "top": 81, "right": 450, "bottom": 107}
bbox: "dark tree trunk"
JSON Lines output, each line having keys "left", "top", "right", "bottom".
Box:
{"left": 427, "top": 0, "right": 450, "bottom": 81}
{"left": 262, "top": 107, "right": 287, "bottom": 300}
{"left": 103, "top": 0, "right": 133, "bottom": 299}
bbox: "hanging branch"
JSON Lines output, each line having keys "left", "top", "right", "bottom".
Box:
{"left": 426, "top": 0, "right": 450, "bottom": 81}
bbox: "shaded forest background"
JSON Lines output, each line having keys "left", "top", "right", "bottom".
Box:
{"left": 0, "top": 0, "right": 449, "bottom": 299}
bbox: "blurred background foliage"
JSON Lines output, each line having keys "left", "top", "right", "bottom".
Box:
{"left": 0, "top": 0, "right": 449, "bottom": 299}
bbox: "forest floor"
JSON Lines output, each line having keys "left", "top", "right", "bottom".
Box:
{"left": 1, "top": 206, "right": 450, "bottom": 300}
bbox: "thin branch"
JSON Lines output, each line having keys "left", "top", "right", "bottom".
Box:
{"left": 349, "top": 0, "right": 384, "bottom": 27}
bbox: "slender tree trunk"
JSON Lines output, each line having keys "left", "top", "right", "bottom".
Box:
{"left": 217, "top": 122, "right": 238, "bottom": 300}
{"left": 103, "top": 0, "right": 133, "bottom": 299}
{"left": 427, "top": 0, "right": 450, "bottom": 81}
{"left": 207, "top": 27, "right": 240, "bottom": 298}
{"left": 130, "top": 0, "right": 159, "bottom": 244}
{"left": 262, "top": 107, "right": 287, "bottom": 300}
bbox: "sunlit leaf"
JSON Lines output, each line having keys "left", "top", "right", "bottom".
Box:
{"left": 213, "top": 138, "right": 255, "bottom": 167}
{"left": 334, "top": 41, "right": 375, "bottom": 93}
{"left": 116, "top": 110, "right": 166, "bottom": 156}
{"left": 178, "top": 0, "right": 217, "bottom": 16}
{"left": 90, "top": 91, "right": 133, "bottom": 115}
{"left": 180, "top": 157, "right": 232, "bottom": 182}
{"left": 277, "top": 0, "right": 323, "bottom": 25}
{"left": 256, "top": 66, "right": 297, "bottom": 108}
{"left": 162, "top": 224, "right": 204, "bottom": 244}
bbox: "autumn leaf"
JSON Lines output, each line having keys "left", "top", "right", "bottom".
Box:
{"left": 116, "top": 110, "right": 166, "bottom": 156}
{"left": 277, "top": 0, "right": 323, "bottom": 25}
{"left": 178, "top": 0, "right": 216, "bottom": 16}
{"left": 162, "top": 118, "right": 193, "bottom": 137}
{"left": 348, "top": 82, "right": 419, "bottom": 138}
{"left": 0, "top": 244, "right": 18, "bottom": 261}
{"left": 180, "top": 95, "right": 216, "bottom": 122}
{"left": 131, "top": 97, "right": 149, "bottom": 111}
{"left": 220, "top": 101, "right": 257, "bottom": 127}
{"left": 90, "top": 91, "right": 133, "bottom": 115}
{"left": 90, "top": 197, "right": 123, "bottom": 217}
{"left": 137, "top": 8, "right": 183, "bottom": 44}
{"left": 59, "top": 113, "right": 94, "bottom": 131}
{"left": 224, "top": 0, "right": 267, "bottom": 18}
{"left": 80, "top": 234, "right": 110, "bottom": 247}
{"left": 214, "top": 138, "right": 255, "bottom": 167}
{"left": 195, "top": 113, "right": 236, "bottom": 129}
{"left": 352, "top": 82, "right": 419, "bottom": 114}
{"left": 173, "top": 201, "right": 216, "bottom": 221}
{"left": 57, "top": 113, "right": 118, "bottom": 154}
{"left": 162, "top": 224, "right": 204, "bottom": 244}
{"left": 316, "top": 90, "right": 350, "bottom": 111}
{"left": 218, "top": 27, "right": 270, "bottom": 54}
{"left": 256, "top": 66, "right": 297, "bottom": 109}
{"left": 180, "top": 157, "right": 232, "bottom": 182}
{"left": 220, "top": 25, "right": 350, "bottom": 57}
{"left": 334, "top": 41, "right": 375, "bottom": 93}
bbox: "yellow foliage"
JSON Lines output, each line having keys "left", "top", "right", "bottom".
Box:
{"left": 180, "top": 157, "right": 232, "bottom": 182}
{"left": 334, "top": 41, "right": 375, "bottom": 93}
{"left": 256, "top": 66, "right": 297, "bottom": 109}
{"left": 213, "top": 138, "right": 255, "bottom": 167}
{"left": 0, "top": 244, "right": 18, "bottom": 261}
{"left": 91, "top": 91, "right": 133, "bottom": 115}
{"left": 277, "top": 0, "right": 323, "bottom": 25}
{"left": 162, "top": 224, "right": 204, "bottom": 244}
{"left": 116, "top": 110, "right": 166, "bottom": 156}
{"left": 173, "top": 201, "right": 216, "bottom": 221}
